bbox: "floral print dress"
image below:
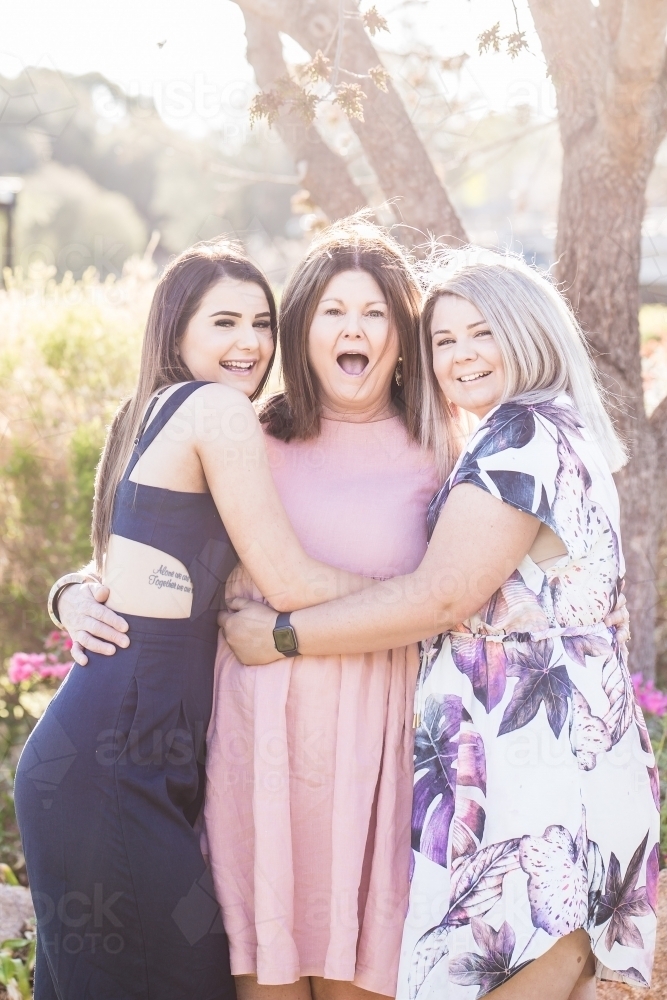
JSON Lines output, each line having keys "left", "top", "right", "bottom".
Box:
{"left": 396, "top": 395, "right": 660, "bottom": 1000}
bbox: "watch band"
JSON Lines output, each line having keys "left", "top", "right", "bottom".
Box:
{"left": 47, "top": 573, "right": 93, "bottom": 630}
{"left": 273, "top": 611, "right": 300, "bottom": 657}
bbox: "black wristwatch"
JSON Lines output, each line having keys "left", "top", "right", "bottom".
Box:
{"left": 273, "top": 612, "right": 299, "bottom": 657}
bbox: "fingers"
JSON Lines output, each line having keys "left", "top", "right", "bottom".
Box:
{"left": 90, "top": 582, "right": 111, "bottom": 604}
{"left": 616, "top": 627, "right": 630, "bottom": 644}
{"left": 218, "top": 612, "right": 232, "bottom": 631}
{"left": 85, "top": 596, "right": 129, "bottom": 635}
{"left": 616, "top": 592, "right": 627, "bottom": 608}
{"left": 73, "top": 630, "right": 121, "bottom": 657}
{"left": 82, "top": 614, "right": 130, "bottom": 647}
{"left": 71, "top": 642, "right": 88, "bottom": 667}
{"left": 226, "top": 596, "right": 252, "bottom": 612}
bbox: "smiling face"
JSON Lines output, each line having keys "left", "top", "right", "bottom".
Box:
{"left": 431, "top": 293, "right": 506, "bottom": 419}
{"left": 307, "top": 269, "right": 399, "bottom": 419}
{"left": 178, "top": 277, "right": 274, "bottom": 396}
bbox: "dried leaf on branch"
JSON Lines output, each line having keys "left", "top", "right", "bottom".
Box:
{"left": 368, "top": 65, "right": 389, "bottom": 92}
{"left": 363, "top": 5, "right": 389, "bottom": 37}
{"left": 333, "top": 82, "right": 366, "bottom": 120}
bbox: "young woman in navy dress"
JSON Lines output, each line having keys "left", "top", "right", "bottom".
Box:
{"left": 15, "top": 242, "right": 372, "bottom": 999}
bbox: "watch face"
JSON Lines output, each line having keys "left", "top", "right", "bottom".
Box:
{"left": 274, "top": 626, "right": 298, "bottom": 654}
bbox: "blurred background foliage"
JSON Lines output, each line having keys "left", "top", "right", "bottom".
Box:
{"left": 0, "top": 258, "right": 154, "bottom": 663}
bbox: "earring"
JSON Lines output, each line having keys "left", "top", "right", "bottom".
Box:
{"left": 394, "top": 357, "right": 403, "bottom": 387}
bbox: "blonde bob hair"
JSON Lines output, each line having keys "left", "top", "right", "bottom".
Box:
{"left": 418, "top": 247, "right": 627, "bottom": 479}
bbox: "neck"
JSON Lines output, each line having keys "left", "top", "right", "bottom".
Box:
{"left": 319, "top": 395, "right": 398, "bottom": 423}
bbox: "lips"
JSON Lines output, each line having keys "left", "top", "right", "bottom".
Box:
{"left": 220, "top": 360, "right": 256, "bottom": 374}
{"left": 337, "top": 353, "right": 369, "bottom": 376}
{"left": 458, "top": 371, "right": 491, "bottom": 383}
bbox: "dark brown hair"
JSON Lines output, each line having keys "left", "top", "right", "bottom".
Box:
{"left": 260, "top": 216, "right": 423, "bottom": 442}
{"left": 92, "top": 240, "right": 277, "bottom": 567}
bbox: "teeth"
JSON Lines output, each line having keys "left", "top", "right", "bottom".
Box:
{"left": 221, "top": 361, "right": 254, "bottom": 370}
{"left": 459, "top": 372, "right": 490, "bottom": 382}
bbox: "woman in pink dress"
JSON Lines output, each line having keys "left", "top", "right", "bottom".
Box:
{"left": 205, "top": 220, "right": 440, "bottom": 1000}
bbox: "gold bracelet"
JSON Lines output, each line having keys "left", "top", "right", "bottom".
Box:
{"left": 47, "top": 573, "right": 93, "bottom": 630}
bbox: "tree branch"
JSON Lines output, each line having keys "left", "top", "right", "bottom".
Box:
{"left": 598, "top": 0, "right": 624, "bottom": 44}
{"left": 615, "top": 0, "right": 667, "bottom": 83}
{"left": 243, "top": 8, "right": 364, "bottom": 220}
{"left": 238, "top": 0, "right": 467, "bottom": 245}
{"left": 527, "top": 0, "right": 600, "bottom": 135}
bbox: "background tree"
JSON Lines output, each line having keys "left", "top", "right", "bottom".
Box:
{"left": 239, "top": 0, "right": 667, "bottom": 676}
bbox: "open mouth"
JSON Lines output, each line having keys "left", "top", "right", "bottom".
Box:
{"left": 337, "top": 353, "right": 369, "bottom": 376}
{"left": 458, "top": 371, "right": 491, "bottom": 383}
{"left": 220, "top": 360, "right": 257, "bottom": 375}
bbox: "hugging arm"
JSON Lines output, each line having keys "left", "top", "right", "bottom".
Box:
{"left": 58, "top": 385, "right": 372, "bottom": 665}
{"left": 224, "top": 481, "right": 631, "bottom": 665}
{"left": 194, "top": 385, "right": 371, "bottom": 612}
{"left": 222, "top": 484, "right": 541, "bottom": 663}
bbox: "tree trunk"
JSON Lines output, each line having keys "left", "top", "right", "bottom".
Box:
{"left": 528, "top": 0, "right": 667, "bottom": 677}
{"left": 555, "top": 128, "right": 663, "bottom": 675}
{"left": 243, "top": 9, "right": 365, "bottom": 220}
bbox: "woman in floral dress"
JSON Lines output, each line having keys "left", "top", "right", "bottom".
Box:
{"left": 224, "top": 250, "right": 659, "bottom": 1000}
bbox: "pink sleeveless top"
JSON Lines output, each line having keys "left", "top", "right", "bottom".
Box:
{"left": 204, "top": 416, "right": 440, "bottom": 995}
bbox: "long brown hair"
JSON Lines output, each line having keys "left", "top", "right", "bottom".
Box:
{"left": 92, "top": 240, "right": 277, "bottom": 568}
{"left": 260, "top": 216, "right": 423, "bottom": 442}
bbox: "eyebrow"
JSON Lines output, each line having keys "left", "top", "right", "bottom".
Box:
{"left": 209, "top": 310, "right": 271, "bottom": 318}
{"left": 432, "top": 319, "right": 489, "bottom": 335}
{"left": 319, "top": 297, "right": 387, "bottom": 306}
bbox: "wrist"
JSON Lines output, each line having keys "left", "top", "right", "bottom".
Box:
{"left": 48, "top": 573, "right": 94, "bottom": 630}
{"left": 273, "top": 611, "right": 300, "bottom": 658}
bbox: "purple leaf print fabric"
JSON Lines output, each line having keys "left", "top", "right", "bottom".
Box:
{"left": 498, "top": 640, "right": 571, "bottom": 738}
{"left": 448, "top": 920, "right": 530, "bottom": 999}
{"left": 595, "top": 833, "right": 652, "bottom": 951}
{"left": 450, "top": 636, "right": 507, "bottom": 713}
{"left": 447, "top": 840, "right": 520, "bottom": 928}
{"left": 412, "top": 695, "right": 487, "bottom": 868}
{"left": 411, "top": 694, "right": 461, "bottom": 867}
{"left": 519, "top": 822, "right": 589, "bottom": 936}
{"left": 397, "top": 396, "right": 659, "bottom": 1000}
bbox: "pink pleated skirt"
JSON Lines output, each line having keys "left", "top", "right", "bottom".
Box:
{"left": 204, "top": 634, "right": 419, "bottom": 996}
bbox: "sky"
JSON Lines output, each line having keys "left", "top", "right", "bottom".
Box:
{"left": 2, "top": 0, "right": 553, "bottom": 135}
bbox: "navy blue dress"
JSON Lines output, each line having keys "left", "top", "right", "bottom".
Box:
{"left": 15, "top": 382, "right": 238, "bottom": 999}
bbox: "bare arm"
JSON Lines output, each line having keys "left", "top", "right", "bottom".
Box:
{"left": 222, "top": 484, "right": 541, "bottom": 662}
{"left": 59, "top": 383, "right": 370, "bottom": 664}
{"left": 195, "top": 384, "right": 370, "bottom": 611}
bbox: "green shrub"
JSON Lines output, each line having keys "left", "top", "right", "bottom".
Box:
{"left": 0, "top": 260, "right": 154, "bottom": 662}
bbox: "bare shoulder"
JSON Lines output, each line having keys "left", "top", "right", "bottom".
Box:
{"left": 189, "top": 382, "right": 262, "bottom": 447}
{"left": 190, "top": 381, "right": 257, "bottom": 413}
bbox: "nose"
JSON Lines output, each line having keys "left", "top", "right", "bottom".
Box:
{"left": 452, "top": 336, "right": 477, "bottom": 364}
{"left": 342, "top": 309, "right": 363, "bottom": 337}
{"left": 235, "top": 321, "right": 261, "bottom": 351}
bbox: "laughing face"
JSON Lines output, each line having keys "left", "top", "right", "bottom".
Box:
{"left": 307, "top": 269, "right": 400, "bottom": 420}
{"left": 178, "top": 277, "right": 274, "bottom": 396}
{"left": 431, "top": 293, "right": 506, "bottom": 419}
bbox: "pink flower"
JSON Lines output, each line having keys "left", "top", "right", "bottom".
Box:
{"left": 38, "top": 661, "right": 73, "bottom": 680}
{"left": 45, "top": 630, "right": 73, "bottom": 653}
{"left": 632, "top": 673, "right": 667, "bottom": 717}
{"left": 8, "top": 652, "right": 47, "bottom": 684}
